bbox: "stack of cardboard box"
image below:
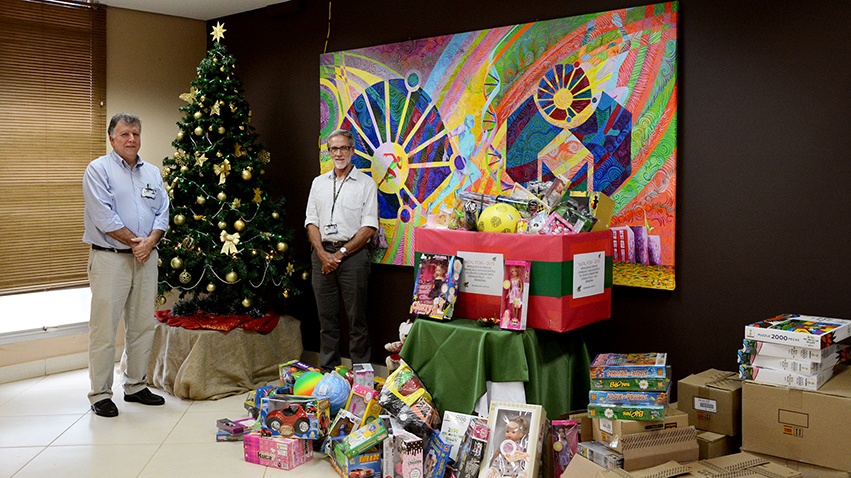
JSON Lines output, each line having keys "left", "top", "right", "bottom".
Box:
{"left": 676, "top": 369, "right": 743, "bottom": 459}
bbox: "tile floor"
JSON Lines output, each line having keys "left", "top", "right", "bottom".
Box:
{"left": 0, "top": 367, "right": 339, "bottom": 477}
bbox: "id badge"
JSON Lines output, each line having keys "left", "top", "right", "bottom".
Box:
{"left": 141, "top": 185, "right": 156, "bottom": 200}
{"left": 324, "top": 224, "right": 338, "bottom": 235}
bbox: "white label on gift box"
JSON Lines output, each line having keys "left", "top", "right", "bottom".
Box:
{"left": 456, "top": 251, "right": 503, "bottom": 296}
{"left": 694, "top": 397, "right": 717, "bottom": 413}
{"left": 600, "top": 418, "right": 614, "bottom": 434}
{"left": 573, "top": 251, "right": 605, "bottom": 298}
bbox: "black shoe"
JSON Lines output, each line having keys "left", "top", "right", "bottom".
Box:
{"left": 91, "top": 398, "right": 119, "bottom": 417}
{"left": 124, "top": 388, "right": 165, "bottom": 406}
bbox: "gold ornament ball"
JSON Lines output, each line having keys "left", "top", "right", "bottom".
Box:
{"left": 206, "top": 282, "right": 216, "bottom": 293}
{"left": 241, "top": 169, "right": 252, "bottom": 181}
{"left": 218, "top": 126, "right": 225, "bottom": 135}
{"left": 239, "top": 125, "right": 245, "bottom": 131}
{"left": 217, "top": 221, "right": 227, "bottom": 230}
{"left": 282, "top": 289, "right": 290, "bottom": 299}
{"left": 220, "top": 66, "right": 225, "bottom": 72}
{"left": 193, "top": 111, "right": 202, "bottom": 119}
{"left": 170, "top": 257, "right": 183, "bottom": 269}
{"left": 225, "top": 271, "right": 238, "bottom": 283}
{"left": 193, "top": 214, "right": 204, "bottom": 221}
{"left": 157, "top": 258, "right": 163, "bottom": 267}
{"left": 196, "top": 195, "right": 206, "bottom": 205}
{"left": 260, "top": 169, "right": 266, "bottom": 175}
{"left": 176, "top": 131, "right": 184, "bottom": 141}
{"left": 301, "top": 271, "right": 309, "bottom": 281}
{"left": 194, "top": 126, "right": 203, "bottom": 136}
{"left": 156, "top": 295, "right": 167, "bottom": 307}
{"left": 241, "top": 297, "right": 252, "bottom": 308}
{"left": 272, "top": 212, "right": 280, "bottom": 220}
{"left": 180, "top": 165, "right": 188, "bottom": 173}
{"left": 179, "top": 270, "right": 192, "bottom": 284}
{"left": 276, "top": 242, "right": 288, "bottom": 253}
{"left": 173, "top": 214, "right": 186, "bottom": 226}
{"left": 216, "top": 191, "right": 227, "bottom": 201}
{"left": 234, "top": 219, "right": 246, "bottom": 231}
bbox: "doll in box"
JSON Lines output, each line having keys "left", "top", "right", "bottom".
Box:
{"left": 484, "top": 415, "right": 530, "bottom": 478}
{"left": 507, "top": 266, "right": 524, "bottom": 321}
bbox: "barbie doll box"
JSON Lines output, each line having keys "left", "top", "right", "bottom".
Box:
{"left": 414, "top": 227, "right": 612, "bottom": 333}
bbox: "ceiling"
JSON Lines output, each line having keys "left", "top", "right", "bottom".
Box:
{"left": 97, "top": 0, "right": 289, "bottom": 21}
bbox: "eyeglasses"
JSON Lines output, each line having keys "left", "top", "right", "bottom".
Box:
{"left": 329, "top": 146, "right": 353, "bottom": 154}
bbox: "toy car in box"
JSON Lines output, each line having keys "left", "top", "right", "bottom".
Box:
{"left": 260, "top": 395, "right": 330, "bottom": 440}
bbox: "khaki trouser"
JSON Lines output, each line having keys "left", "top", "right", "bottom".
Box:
{"left": 87, "top": 248, "right": 158, "bottom": 404}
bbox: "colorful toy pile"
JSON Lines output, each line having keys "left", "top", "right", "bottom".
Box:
{"left": 446, "top": 177, "right": 614, "bottom": 236}
{"left": 232, "top": 358, "right": 564, "bottom": 477}
{"left": 740, "top": 313, "right": 851, "bottom": 390}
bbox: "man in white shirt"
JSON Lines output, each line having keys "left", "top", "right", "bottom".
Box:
{"left": 305, "top": 129, "right": 378, "bottom": 371}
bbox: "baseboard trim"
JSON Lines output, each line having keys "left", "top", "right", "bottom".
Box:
{"left": 0, "top": 351, "right": 89, "bottom": 384}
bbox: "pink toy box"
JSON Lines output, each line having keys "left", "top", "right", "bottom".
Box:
{"left": 243, "top": 432, "right": 313, "bottom": 470}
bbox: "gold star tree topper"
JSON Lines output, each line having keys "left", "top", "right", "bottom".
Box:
{"left": 211, "top": 22, "right": 226, "bottom": 43}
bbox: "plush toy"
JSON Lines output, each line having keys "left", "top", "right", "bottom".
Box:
{"left": 385, "top": 319, "right": 414, "bottom": 371}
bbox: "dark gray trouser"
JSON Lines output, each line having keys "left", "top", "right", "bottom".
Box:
{"left": 311, "top": 247, "right": 372, "bottom": 370}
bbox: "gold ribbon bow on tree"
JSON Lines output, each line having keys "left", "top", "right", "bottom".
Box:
{"left": 213, "top": 159, "right": 231, "bottom": 184}
{"left": 220, "top": 230, "right": 240, "bottom": 254}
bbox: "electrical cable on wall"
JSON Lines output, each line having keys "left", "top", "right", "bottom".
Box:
{"left": 323, "top": 1, "right": 332, "bottom": 53}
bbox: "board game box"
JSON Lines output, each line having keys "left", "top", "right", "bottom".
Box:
{"left": 738, "top": 363, "right": 837, "bottom": 391}
{"left": 589, "top": 353, "right": 668, "bottom": 379}
{"left": 588, "top": 389, "right": 670, "bottom": 407}
{"left": 743, "top": 314, "right": 851, "bottom": 350}
{"left": 587, "top": 403, "right": 666, "bottom": 421}
{"left": 742, "top": 339, "right": 846, "bottom": 363}
{"left": 590, "top": 373, "right": 670, "bottom": 391}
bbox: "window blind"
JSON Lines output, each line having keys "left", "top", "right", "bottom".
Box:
{"left": 0, "top": 0, "right": 106, "bottom": 294}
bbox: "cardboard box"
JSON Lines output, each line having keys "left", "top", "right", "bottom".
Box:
{"left": 594, "top": 451, "right": 804, "bottom": 478}
{"left": 742, "top": 365, "right": 851, "bottom": 472}
{"left": 560, "top": 454, "right": 605, "bottom": 478}
{"left": 677, "top": 369, "right": 742, "bottom": 436}
{"left": 592, "top": 406, "right": 689, "bottom": 452}
{"left": 243, "top": 432, "right": 313, "bottom": 470}
{"left": 744, "top": 450, "right": 851, "bottom": 478}
{"left": 414, "top": 227, "right": 612, "bottom": 332}
{"left": 331, "top": 445, "right": 383, "bottom": 478}
{"left": 696, "top": 430, "right": 740, "bottom": 459}
{"left": 617, "top": 426, "right": 698, "bottom": 471}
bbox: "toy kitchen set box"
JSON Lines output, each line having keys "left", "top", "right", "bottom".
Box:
{"left": 413, "top": 227, "right": 612, "bottom": 332}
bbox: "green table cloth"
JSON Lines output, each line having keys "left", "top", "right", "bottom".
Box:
{"left": 399, "top": 318, "right": 591, "bottom": 419}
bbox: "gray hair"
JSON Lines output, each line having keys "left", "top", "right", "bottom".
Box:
{"left": 327, "top": 129, "right": 355, "bottom": 147}
{"left": 108, "top": 113, "right": 142, "bottom": 137}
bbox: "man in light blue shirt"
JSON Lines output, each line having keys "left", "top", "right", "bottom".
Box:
{"left": 82, "top": 113, "right": 169, "bottom": 417}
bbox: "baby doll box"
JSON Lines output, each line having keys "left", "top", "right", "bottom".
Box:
{"left": 414, "top": 228, "right": 612, "bottom": 332}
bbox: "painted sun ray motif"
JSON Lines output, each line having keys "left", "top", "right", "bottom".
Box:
{"left": 406, "top": 128, "right": 448, "bottom": 159}
{"left": 363, "top": 90, "right": 382, "bottom": 149}
{"left": 384, "top": 84, "right": 392, "bottom": 144}
{"left": 344, "top": 112, "right": 379, "bottom": 153}
{"left": 395, "top": 88, "right": 413, "bottom": 144}
{"left": 401, "top": 100, "right": 438, "bottom": 150}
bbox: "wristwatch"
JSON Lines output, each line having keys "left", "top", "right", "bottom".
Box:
{"left": 339, "top": 246, "right": 348, "bottom": 256}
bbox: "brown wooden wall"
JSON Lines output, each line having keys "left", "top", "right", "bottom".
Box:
{"left": 214, "top": 0, "right": 850, "bottom": 386}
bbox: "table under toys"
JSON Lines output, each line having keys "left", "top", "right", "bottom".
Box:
{"left": 399, "top": 318, "right": 591, "bottom": 420}
{"left": 147, "top": 314, "right": 303, "bottom": 400}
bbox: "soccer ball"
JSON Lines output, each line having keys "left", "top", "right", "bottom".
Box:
{"left": 477, "top": 203, "right": 521, "bottom": 233}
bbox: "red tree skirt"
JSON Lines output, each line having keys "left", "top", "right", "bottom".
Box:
{"left": 154, "top": 309, "right": 279, "bottom": 333}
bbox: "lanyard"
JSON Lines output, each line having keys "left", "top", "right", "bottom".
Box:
{"left": 330, "top": 167, "right": 353, "bottom": 222}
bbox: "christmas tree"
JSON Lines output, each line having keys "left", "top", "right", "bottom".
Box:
{"left": 157, "top": 22, "right": 304, "bottom": 317}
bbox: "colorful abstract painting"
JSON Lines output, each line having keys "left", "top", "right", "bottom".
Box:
{"left": 319, "top": 2, "right": 678, "bottom": 289}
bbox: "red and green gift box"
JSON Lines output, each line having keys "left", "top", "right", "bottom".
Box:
{"left": 414, "top": 228, "right": 612, "bottom": 332}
